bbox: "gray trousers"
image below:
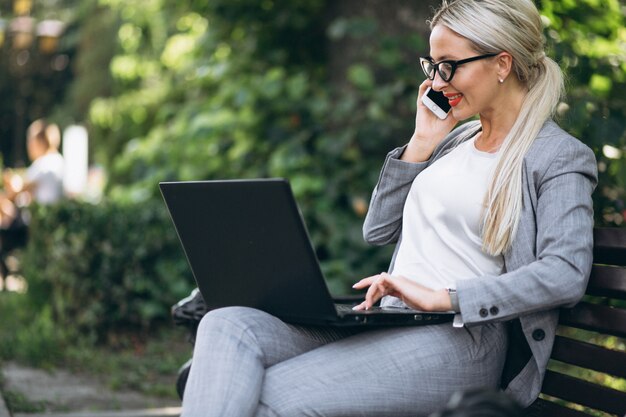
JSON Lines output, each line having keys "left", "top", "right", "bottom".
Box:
{"left": 181, "top": 307, "right": 508, "bottom": 417}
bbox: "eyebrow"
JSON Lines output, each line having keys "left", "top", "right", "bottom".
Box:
{"left": 428, "top": 54, "right": 457, "bottom": 62}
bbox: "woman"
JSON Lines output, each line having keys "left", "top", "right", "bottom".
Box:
{"left": 181, "top": 0, "right": 597, "bottom": 415}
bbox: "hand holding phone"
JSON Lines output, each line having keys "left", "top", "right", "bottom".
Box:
{"left": 421, "top": 87, "right": 451, "bottom": 120}
{"left": 402, "top": 84, "right": 458, "bottom": 163}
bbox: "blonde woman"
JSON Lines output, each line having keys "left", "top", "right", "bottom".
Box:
{"left": 181, "top": 1, "right": 597, "bottom": 415}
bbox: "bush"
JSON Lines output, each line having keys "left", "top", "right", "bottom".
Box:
{"left": 21, "top": 200, "right": 194, "bottom": 341}
{"left": 0, "top": 292, "right": 69, "bottom": 367}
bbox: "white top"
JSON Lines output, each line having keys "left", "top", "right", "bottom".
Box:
{"left": 389, "top": 137, "right": 504, "bottom": 293}
{"left": 26, "top": 152, "right": 65, "bottom": 204}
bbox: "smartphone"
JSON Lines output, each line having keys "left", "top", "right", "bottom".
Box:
{"left": 421, "top": 87, "right": 451, "bottom": 120}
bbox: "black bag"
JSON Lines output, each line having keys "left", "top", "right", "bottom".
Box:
{"left": 171, "top": 288, "right": 209, "bottom": 400}
{"left": 171, "top": 288, "right": 209, "bottom": 343}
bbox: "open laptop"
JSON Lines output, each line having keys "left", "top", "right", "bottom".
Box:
{"left": 160, "top": 179, "right": 454, "bottom": 327}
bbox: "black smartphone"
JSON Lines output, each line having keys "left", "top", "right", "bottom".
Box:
{"left": 421, "top": 87, "right": 451, "bottom": 119}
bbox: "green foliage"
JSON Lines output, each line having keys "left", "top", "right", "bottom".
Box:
{"left": 2, "top": 389, "right": 46, "bottom": 414}
{"left": 0, "top": 292, "right": 69, "bottom": 367}
{"left": 20, "top": 200, "right": 193, "bottom": 340}
{"left": 0, "top": 289, "right": 190, "bottom": 399}
{"left": 61, "top": 326, "right": 191, "bottom": 398}
{"left": 53, "top": 0, "right": 118, "bottom": 128}
{"left": 540, "top": 0, "right": 626, "bottom": 226}
{"left": 84, "top": 0, "right": 419, "bottom": 292}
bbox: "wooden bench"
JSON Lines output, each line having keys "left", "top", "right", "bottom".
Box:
{"left": 526, "top": 227, "right": 626, "bottom": 416}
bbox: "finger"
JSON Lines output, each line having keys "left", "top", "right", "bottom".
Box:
{"left": 417, "top": 79, "right": 433, "bottom": 102}
{"left": 363, "top": 282, "right": 378, "bottom": 310}
{"left": 352, "top": 273, "right": 382, "bottom": 289}
{"left": 364, "top": 276, "right": 388, "bottom": 309}
{"left": 351, "top": 278, "right": 372, "bottom": 289}
{"left": 368, "top": 274, "right": 403, "bottom": 307}
{"left": 352, "top": 301, "right": 367, "bottom": 311}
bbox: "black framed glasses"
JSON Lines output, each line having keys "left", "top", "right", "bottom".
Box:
{"left": 419, "top": 53, "right": 498, "bottom": 82}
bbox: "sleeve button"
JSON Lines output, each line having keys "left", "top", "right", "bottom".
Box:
{"left": 532, "top": 329, "right": 545, "bottom": 341}
{"left": 489, "top": 306, "right": 499, "bottom": 315}
{"left": 479, "top": 308, "right": 489, "bottom": 318}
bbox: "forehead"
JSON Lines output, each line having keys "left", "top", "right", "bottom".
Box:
{"left": 429, "top": 25, "right": 476, "bottom": 60}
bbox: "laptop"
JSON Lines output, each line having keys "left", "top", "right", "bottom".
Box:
{"left": 160, "top": 178, "right": 454, "bottom": 327}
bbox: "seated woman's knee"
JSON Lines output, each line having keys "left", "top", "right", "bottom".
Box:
{"left": 198, "top": 306, "right": 274, "bottom": 334}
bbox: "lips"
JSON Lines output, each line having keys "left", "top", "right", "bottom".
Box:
{"left": 444, "top": 93, "right": 463, "bottom": 107}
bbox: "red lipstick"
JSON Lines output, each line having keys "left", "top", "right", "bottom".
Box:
{"left": 444, "top": 93, "right": 463, "bottom": 107}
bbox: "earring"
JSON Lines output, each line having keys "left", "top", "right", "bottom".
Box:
{"left": 498, "top": 78, "right": 504, "bottom": 84}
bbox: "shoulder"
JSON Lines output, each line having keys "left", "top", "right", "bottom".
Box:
{"left": 525, "top": 120, "right": 597, "bottom": 175}
{"left": 527, "top": 120, "right": 592, "bottom": 159}
{"left": 525, "top": 120, "right": 595, "bottom": 166}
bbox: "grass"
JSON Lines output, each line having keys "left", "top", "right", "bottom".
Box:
{"left": 2, "top": 389, "right": 47, "bottom": 413}
{"left": 0, "top": 289, "right": 193, "bottom": 401}
{"left": 63, "top": 327, "right": 192, "bottom": 397}
{"left": 0, "top": 359, "right": 46, "bottom": 413}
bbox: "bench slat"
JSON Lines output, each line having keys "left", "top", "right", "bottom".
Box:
{"left": 594, "top": 228, "right": 626, "bottom": 267}
{"left": 550, "top": 335, "right": 626, "bottom": 379}
{"left": 559, "top": 302, "right": 626, "bottom": 338}
{"left": 587, "top": 265, "right": 626, "bottom": 300}
{"left": 526, "top": 398, "right": 595, "bottom": 417}
{"left": 541, "top": 370, "right": 626, "bottom": 415}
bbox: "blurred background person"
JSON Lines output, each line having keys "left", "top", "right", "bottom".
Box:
{"left": 1, "top": 119, "right": 64, "bottom": 285}
{"left": 3, "top": 119, "right": 65, "bottom": 207}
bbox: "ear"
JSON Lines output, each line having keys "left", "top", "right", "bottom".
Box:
{"left": 496, "top": 52, "right": 514, "bottom": 82}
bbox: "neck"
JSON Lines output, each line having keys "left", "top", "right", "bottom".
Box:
{"left": 477, "top": 82, "right": 527, "bottom": 151}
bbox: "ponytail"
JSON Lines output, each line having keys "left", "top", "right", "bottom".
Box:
{"left": 481, "top": 56, "right": 563, "bottom": 255}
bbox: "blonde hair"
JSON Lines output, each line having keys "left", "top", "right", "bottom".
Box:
{"left": 430, "top": 0, "right": 564, "bottom": 255}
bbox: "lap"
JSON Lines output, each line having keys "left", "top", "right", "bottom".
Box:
{"left": 258, "top": 322, "right": 508, "bottom": 417}
{"left": 197, "top": 306, "right": 361, "bottom": 367}
{"left": 196, "top": 307, "right": 508, "bottom": 417}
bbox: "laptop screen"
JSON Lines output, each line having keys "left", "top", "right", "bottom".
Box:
{"left": 160, "top": 179, "right": 340, "bottom": 324}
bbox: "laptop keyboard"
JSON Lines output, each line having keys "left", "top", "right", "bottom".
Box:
{"left": 335, "top": 303, "right": 391, "bottom": 314}
{"left": 335, "top": 303, "right": 359, "bottom": 314}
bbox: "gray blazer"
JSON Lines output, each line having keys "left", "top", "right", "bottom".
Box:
{"left": 362, "top": 120, "right": 598, "bottom": 406}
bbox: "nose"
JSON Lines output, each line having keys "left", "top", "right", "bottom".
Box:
{"left": 431, "top": 71, "right": 448, "bottom": 91}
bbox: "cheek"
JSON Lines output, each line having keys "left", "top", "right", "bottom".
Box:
{"left": 457, "top": 81, "right": 497, "bottom": 113}
{"left": 453, "top": 82, "right": 478, "bottom": 104}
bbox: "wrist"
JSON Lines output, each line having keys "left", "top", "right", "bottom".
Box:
{"left": 445, "top": 287, "right": 459, "bottom": 312}
{"left": 430, "top": 288, "right": 452, "bottom": 312}
{"left": 402, "top": 138, "right": 436, "bottom": 163}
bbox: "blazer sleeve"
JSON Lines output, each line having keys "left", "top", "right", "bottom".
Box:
{"left": 456, "top": 139, "right": 598, "bottom": 324}
{"left": 362, "top": 146, "right": 430, "bottom": 246}
{"left": 363, "top": 122, "right": 480, "bottom": 246}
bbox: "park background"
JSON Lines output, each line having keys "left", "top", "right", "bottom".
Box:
{"left": 0, "top": 0, "right": 625, "bottom": 413}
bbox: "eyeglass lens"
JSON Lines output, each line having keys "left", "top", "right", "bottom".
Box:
{"left": 421, "top": 59, "right": 453, "bottom": 81}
